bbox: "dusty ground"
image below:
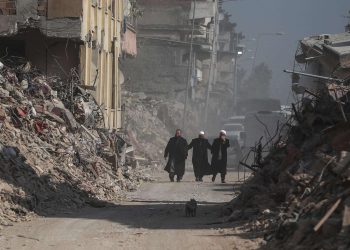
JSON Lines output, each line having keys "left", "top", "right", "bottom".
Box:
{"left": 0, "top": 169, "right": 262, "bottom": 250}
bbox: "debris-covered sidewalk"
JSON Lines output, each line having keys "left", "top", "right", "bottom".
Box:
{"left": 0, "top": 61, "right": 152, "bottom": 229}
{"left": 227, "top": 33, "right": 350, "bottom": 250}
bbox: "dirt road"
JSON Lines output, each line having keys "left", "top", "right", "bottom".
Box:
{"left": 0, "top": 170, "right": 261, "bottom": 250}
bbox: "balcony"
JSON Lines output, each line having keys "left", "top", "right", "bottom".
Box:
{"left": 122, "top": 22, "right": 137, "bottom": 57}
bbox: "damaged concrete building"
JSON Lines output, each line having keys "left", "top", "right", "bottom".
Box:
{"left": 228, "top": 30, "right": 350, "bottom": 250}
{"left": 0, "top": 0, "right": 137, "bottom": 129}
{"left": 121, "top": 0, "right": 240, "bottom": 133}
{"left": 293, "top": 32, "right": 350, "bottom": 93}
{"left": 298, "top": 32, "right": 350, "bottom": 76}
{"left": 208, "top": 12, "right": 239, "bottom": 116}
{"left": 123, "top": 0, "right": 215, "bottom": 98}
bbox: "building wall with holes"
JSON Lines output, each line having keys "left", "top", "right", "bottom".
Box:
{"left": 0, "top": 0, "right": 134, "bottom": 130}
{"left": 80, "top": 0, "right": 126, "bottom": 130}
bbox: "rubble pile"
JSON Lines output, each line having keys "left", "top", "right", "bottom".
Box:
{"left": 0, "top": 62, "right": 149, "bottom": 229}
{"left": 123, "top": 91, "right": 202, "bottom": 162}
{"left": 228, "top": 85, "right": 350, "bottom": 249}
{"left": 124, "top": 91, "right": 171, "bottom": 162}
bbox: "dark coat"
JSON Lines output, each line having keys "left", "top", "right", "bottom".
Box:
{"left": 164, "top": 136, "right": 188, "bottom": 176}
{"left": 211, "top": 138, "right": 230, "bottom": 174}
{"left": 188, "top": 138, "right": 212, "bottom": 176}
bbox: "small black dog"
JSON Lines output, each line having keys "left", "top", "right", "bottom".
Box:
{"left": 185, "top": 199, "right": 197, "bottom": 217}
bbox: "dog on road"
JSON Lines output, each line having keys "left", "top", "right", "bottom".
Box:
{"left": 185, "top": 199, "right": 197, "bottom": 217}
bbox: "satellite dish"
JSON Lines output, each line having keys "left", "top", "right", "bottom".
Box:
{"left": 119, "top": 69, "right": 125, "bottom": 85}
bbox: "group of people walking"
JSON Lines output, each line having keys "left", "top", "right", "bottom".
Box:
{"left": 164, "top": 129, "right": 230, "bottom": 183}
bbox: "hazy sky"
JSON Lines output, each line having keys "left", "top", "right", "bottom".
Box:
{"left": 224, "top": 0, "right": 350, "bottom": 105}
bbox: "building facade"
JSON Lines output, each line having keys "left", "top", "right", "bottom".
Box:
{"left": 0, "top": 0, "right": 136, "bottom": 129}
{"left": 124, "top": 0, "right": 214, "bottom": 98}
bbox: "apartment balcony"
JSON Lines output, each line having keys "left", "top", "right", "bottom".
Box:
{"left": 122, "top": 22, "right": 137, "bottom": 57}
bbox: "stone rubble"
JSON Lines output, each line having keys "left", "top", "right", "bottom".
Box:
{"left": 0, "top": 62, "right": 152, "bottom": 229}
{"left": 123, "top": 90, "right": 203, "bottom": 163}
{"left": 227, "top": 86, "right": 350, "bottom": 249}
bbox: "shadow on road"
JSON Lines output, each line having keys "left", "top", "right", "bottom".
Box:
{"left": 0, "top": 145, "right": 247, "bottom": 232}
{"left": 49, "top": 200, "right": 232, "bottom": 230}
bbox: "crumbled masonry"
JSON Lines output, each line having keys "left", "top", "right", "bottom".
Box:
{"left": 0, "top": 61, "right": 153, "bottom": 229}
{"left": 227, "top": 80, "right": 350, "bottom": 249}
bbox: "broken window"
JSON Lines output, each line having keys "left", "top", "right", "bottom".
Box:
{"left": 111, "top": 0, "right": 115, "bottom": 17}
{"left": 0, "top": 38, "right": 25, "bottom": 63}
{"left": 37, "top": 0, "right": 48, "bottom": 17}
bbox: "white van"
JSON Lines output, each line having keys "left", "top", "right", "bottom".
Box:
{"left": 223, "top": 123, "right": 246, "bottom": 148}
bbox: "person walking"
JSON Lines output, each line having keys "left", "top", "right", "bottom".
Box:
{"left": 211, "top": 130, "right": 230, "bottom": 183}
{"left": 164, "top": 129, "right": 188, "bottom": 182}
{"left": 188, "top": 131, "right": 212, "bottom": 182}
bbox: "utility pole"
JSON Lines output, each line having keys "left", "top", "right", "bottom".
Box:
{"left": 232, "top": 54, "right": 238, "bottom": 115}
{"left": 232, "top": 34, "right": 239, "bottom": 115}
{"left": 182, "top": 0, "right": 196, "bottom": 131}
{"left": 204, "top": 0, "right": 219, "bottom": 129}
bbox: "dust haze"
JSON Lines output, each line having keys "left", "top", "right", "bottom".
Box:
{"left": 1, "top": 1, "right": 350, "bottom": 249}
{"left": 226, "top": 0, "right": 350, "bottom": 104}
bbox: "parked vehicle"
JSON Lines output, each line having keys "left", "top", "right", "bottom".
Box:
{"left": 236, "top": 98, "right": 281, "bottom": 115}
{"left": 221, "top": 115, "right": 245, "bottom": 127}
{"left": 223, "top": 123, "right": 246, "bottom": 148}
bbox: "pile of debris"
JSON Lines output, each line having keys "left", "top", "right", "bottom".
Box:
{"left": 228, "top": 33, "right": 350, "bottom": 249}
{"left": 229, "top": 96, "right": 350, "bottom": 249}
{"left": 123, "top": 90, "right": 202, "bottom": 163}
{"left": 0, "top": 62, "right": 150, "bottom": 229}
{"left": 124, "top": 91, "right": 171, "bottom": 163}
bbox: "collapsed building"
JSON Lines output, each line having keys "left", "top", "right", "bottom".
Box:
{"left": 124, "top": 0, "right": 214, "bottom": 96}
{"left": 0, "top": 0, "right": 156, "bottom": 229}
{"left": 228, "top": 31, "right": 350, "bottom": 249}
{"left": 0, "top": 51, "right": 152, "bottom": 230}
{"left": 294, "top": 32, "right": 350, "bottom": 91}
{"left": 0, "top": 0, "right": 137, "bottom": 129}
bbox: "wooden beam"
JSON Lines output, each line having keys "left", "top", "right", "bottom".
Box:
{"left": 314, "top": 198, "right": 342, "bottom": 232}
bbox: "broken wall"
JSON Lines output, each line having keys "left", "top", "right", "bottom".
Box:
{"left": 123, "top": 42, "right": 188, "bottom": 96}
{"left": 80, "top": 0, "right": 125, "bottom": 129}
{"left": 48, "top": 0, "right": 82, "bottom": 19}
{"left": 0, "top": 0, "right": 37, "bottom": 16}
{"left": 122, "top": 24, "right": 137, "bottom": 57}
{"left": 0, "top": 0, "right": 17, "bottom": 15}
{"left": 0, "top": 0, "right": 131, "bottom": 130}
{"left": 216, "top": 54, "right": 234, "bottom": 84}
{"left": 296, "top": 33, "right": 350, "bottom": 93}
{"left": 0, "top": 0, "right": 81, "bottom": 37}
{"left": 189, "top": 0, "right": 215, "bottom": 20}
{"left": 0, "top": 29, "right": 80, "bottom": 79}
{"left": 138, "top": 1, "right": 190, "bottom": 26}
{"left": 17, "top": 0, "right": 37, "bottom": 18}
{"left": 0, "top": 0, "right": 38, "bottom": 34}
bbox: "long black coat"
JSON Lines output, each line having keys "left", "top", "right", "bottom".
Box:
{"left": 164, "top": 136, "right": 188, "bottom": 176}
{"left": 211, "top": 138, "right": 230, "bottom": 175}
{"left": 188, "top": 138, "right": 212, "bottom": 176}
